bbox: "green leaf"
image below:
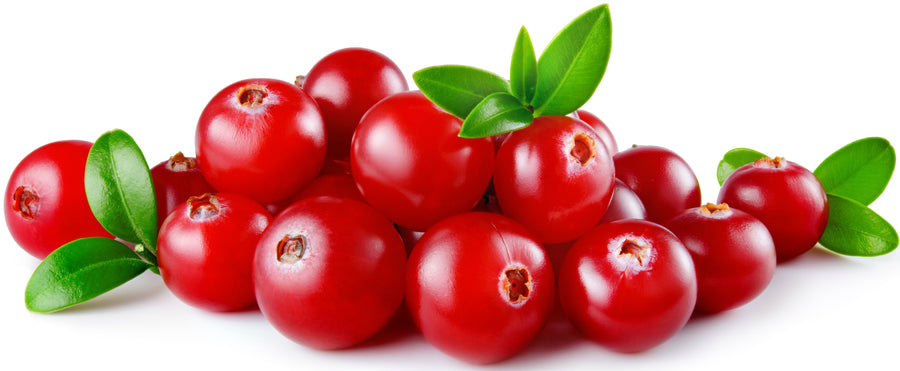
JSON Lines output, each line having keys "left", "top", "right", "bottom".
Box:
{"left": 818, "top": 194, "right": 898, "bottom": 257}
{"left": 814, "top": 137, "right": 895, "bottom": 205}
{"left": 85, "top": 129, "right": 158, "bottom": 252}
{"left": 510, "top": 26, "right": 538, "bottom": 104}
{"left": 25, "top": 237, "right": 152, "bottom": 313}
{"left": 413, "top": 65, "right": 511, "bottom": 119}
{"left": 717, "top": 148, "right": 768, "bottom": 185}
{"left": 459, "top": 92, "right": 535, "bottom": 139}
{"left": 531, "top": 4, "right": 612, "bottom": 117}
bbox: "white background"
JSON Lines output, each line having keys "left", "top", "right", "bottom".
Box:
{"left": 2, "top": 1, "right": 899, "bottom": 370}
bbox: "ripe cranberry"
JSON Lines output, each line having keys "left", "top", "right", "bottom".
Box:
{"left": 407, "top": 212, "right": 554, "bottom": 364}
{"left": 614, "top": 145, "right": 701, "bottom": 224}
{"left": 598, "top": 179, "right": 648, "bottom": 224}
{"left": 5, "top": 140, "right": 113, "bottom": 259}
{"left": 195, "top": 78, "right": 326, "bottom": 204}
{"left": 665, "top": 203, "right": 776, "bottom": 314}
{"left": 253, "top": 197, "right": 406, "bottom": 350}
{"left": 572, "top": 109, "right": 617, "bottom": 155}
{"left": 717, "top": 157, "right": 828, "bottom": 262}
{"left": 351, "top": 91, "right": 494, "bottom": 232}
{"left": 299, "top": 47, "right": 408, "bottom": 160}
{"left": 157, "top": 193, "right": 271, "bottom": 312}
{"left": 494, "top": 115, "right": 615, "bottom": 243}
{"left": 291, "top": 174, "right": 364, "bottom": 204}
{"left": 558, "top": 219, "right": 697, "bottom": 353}
{"left": 150, "top": 152, "right": 216, "bottom": 228}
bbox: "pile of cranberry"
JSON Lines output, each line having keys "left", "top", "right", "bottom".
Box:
{"left": 5, "top": 47, "right": 829, "bottom": 364}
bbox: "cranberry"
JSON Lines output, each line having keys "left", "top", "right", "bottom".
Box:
{"left": 299, "top": 47, "right": 408, "bottom": 161}
{"left": 5, "top": 140, "right": 113, "bottom": 259}
{"left": 157, "top": 193, "right": 271, "bottom": 312}
{"left": 406, "top": 212, "right": 554, "bottom": 364}
{"left": 150, "top": 152, "right": 216, "bottom": 228}
{"left": 195, "top": 78, "right": 326, "bottom": 204}
{"left": 558, "top": 219, "right": 697, "bottom": 353}
{"left": 351, "top": 91, "right": 494, "bottom": 232}
{"left": 572, "top": 109, "right": 617, "bottom": 155}
{"left": 494, "top": 115, "right": 615, "bottom": 243}
{"left": 717, "top": 157, "right": 828, "bottom": 262}
{"left": 614, "top": 145, "right": 701, "bottom": 224}
{"left": 253, "top": 197, "right": 406, "bottom": 350}
{"left": 598, "top": 179, "right": 648, "bottom": 224}
{"left": 665, "top": 203, "right": 776, "bottom": 314}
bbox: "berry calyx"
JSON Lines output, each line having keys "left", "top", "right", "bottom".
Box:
{"left": 237, "top": 85, "right": 268, "bottom": 107}
{"left": 12, "top": 186, "right": 39, "bottom": 220}
{"left": 277, "top": 234, "right": 307, "bottom": 264}
{"left": 618, "top": 239, "right": 649, "bottom": 267}
{"left": 569, "top": 132, "right": 595, "bottom": 165}
{"left": 166, "top": 152, "right": 197, "bottom": 171}
{"left": 502, "top": 267, "right": 531, "bottom": 305}
{"left": 188, "top": 193, "right": 220, "bottom": 220}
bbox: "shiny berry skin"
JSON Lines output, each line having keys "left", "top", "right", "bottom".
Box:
{"left": 157, "top": 193, "right": 271, "bottom": 312}
{"left": 407, "top": 212, "right": 554, "bottom": 364}
{"left": 598, "top": 179, "right": 648, "bottom": 224}
{"left": 614, "top": 145, "right": 701, "bottom": 224}
{"left": 300, "top": 47, "right": 408, "bottom": 160}
{"left": 558, "top": 219, "right": 697, "bottom": 353}
{"left": 351, "top": 91, "right": 494, "bottom": 232}
{"left": 5, "top": 140, "right": 113, "bottom": 259}
{"left": 573, "top": 109, "right": 617, "bottom": 155}
{"left": 291, "top": 174, "right": 364, "bottom": 204}
{"left": 253, "top": 197, "right": 406, "bottom": 350}
{"left": 150, "top": 152, "right": 216, "bottom": 228}
{"left": 196, "top": 78, "right": 326, "bottom": 204}
{"left": 717, "top": 157, "right": 828, "bottom": 262}
{"left": 665, "top": 203, "right": 776, "bottom": 314}
{"left": 494, "top": 115, "right": 615, "bottom": 243}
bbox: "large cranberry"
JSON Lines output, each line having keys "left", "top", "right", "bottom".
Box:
{"left": 614, "top": 145, "right": 701, "bottom": 224}
{"left": 717, "top": 157, "right": 828, "bottom": 262}
{"left": 494, "top": 115, "right": 615, "bottom": 244}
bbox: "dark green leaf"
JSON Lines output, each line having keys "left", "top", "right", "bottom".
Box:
{"left": 85, "top": 130, "right": 158, "bottom": 252}
{"left": 413, "top": 65, "right": 511, "bottom": 119}
{"left": 459, "top": 92, "right": 535, "bottom": 139}
{"left": 25, "top": 237, "right": 152, "bottom": 313}
{"left": 814, "top": 137, "right": 895, "bottom": 205}
{"left": 717, "top": 148, "right": 768, "bottom": 185}
{"left": 510, "top": 26, "right": 538, "bottom": 104}
{"left": 818, "top": 194, "right": 898, "bottom": 256}
{"left": 531, "top": 4, "right": 612, "bottom": 116}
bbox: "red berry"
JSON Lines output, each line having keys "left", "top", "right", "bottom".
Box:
{"left": 598, "top": 179, "right": 648, "bottom": 224}
{"left": 157, "top": 193, "right": 271, "bottom": 312}
{"left": 665, "top": 203, "right": 777, "bottom": 314}
{"left": 195, "top": 78, "right": 326, "bottom": 204}
{"left": 717, "top": 157, "right": 828, "bottom": 262}
{"left": 150, "top": 152, "right": 216, "bottom": 228}
{"left": 5, "top": 140, "right": 113, "bottom": 259}
{"left": 494, "top": 115, "right": 615, "bottom": 243}
{"left": 558, "top": 219, "right": 697, "bottom": 353}
{"left": 614, "top": 145, "right": 701, "bottom": 224}
{"left": 573, "top": 109, "right": 617, "bottom": 155}
{"left": 406, "top": 212, "right": 554, "bottom": 364}
{"left": 253, "top": 197, "right": 406, "bottom": 350}
{"left": 300, "top": 47, "right": 408, "bottom": 160}
{"left": 351, "top": 91, "right": 494, "bottom": 231}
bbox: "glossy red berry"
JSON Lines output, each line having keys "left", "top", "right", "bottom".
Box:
{"left": 407, "top": 212, "right": 554, "bottom": 364}
{"left": 157, "top": 193, "right": 271, "bottom": 312}
{"left": 614, "top": 145, "right": 701, "bottom": 224}
{"left": 665, "top": 203, "right": 776, "bottom": 314}
{"left": 254, "top": 197, "right": 406, "bottom": 350}
{"left": 300, "top": 47, "right": 408, "bottom": 160}
{"left": 351, "top": 91, "right": 494, "bottom": 232}
{"left": 150, "top": 152, "right": 216, "bottom": 228}
{"left": 598, "top": 179, "right": 648, "bottom": 224}
{"left": 717, "top": 157, "right": 828, "bottom": 262}
{"left": 558, "top": 219, "right": 697, "bottom": 353}
{"left": 5, "top": 140, "right": 113, "bottom": 259}
{"left": 494, "top": 115, "right": 615, "bottom": 243}
{"left": 196, "top": 78, "right": 326, "bottom": 204}
{"left": 573, "top": 109, "right": 617, "bottom": 155}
